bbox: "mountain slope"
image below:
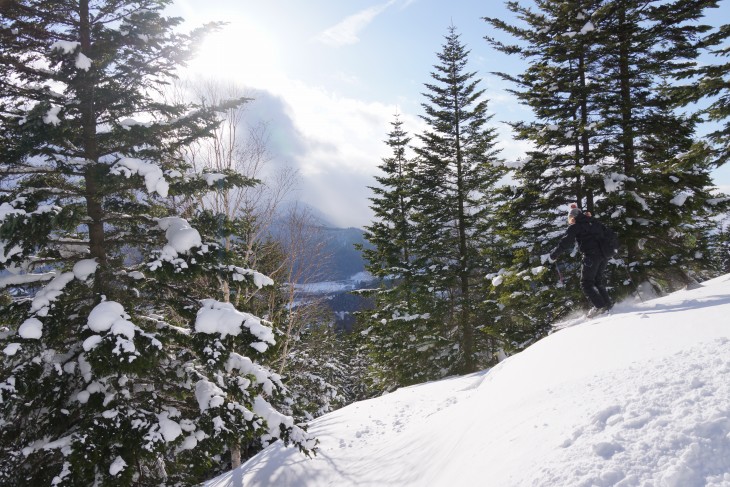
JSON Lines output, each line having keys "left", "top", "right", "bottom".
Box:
{"left": 205, "top": 274, "right": 730, "bottom": 487}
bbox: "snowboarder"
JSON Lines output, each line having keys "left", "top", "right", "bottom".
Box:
{"left": 542, "top": 204, "right": 616, "bottom": 317}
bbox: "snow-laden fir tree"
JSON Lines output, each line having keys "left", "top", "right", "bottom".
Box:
{"left": 484, "top": 0, "right": 728, "bottom": 341}
{"left": 0, "top": 1, "right": 314, "bottom": 485}
{"left": 589, "top": 0, "right": 727, "bottom": 289}
{"left": 410, "top": 26, "right": 505, "bottom": 375}
{"left": 358, "top": 114, "right": 445, "bottom": 390}
{"left": 676, "top": 23, "right": 730, "bottom": 165}
{"left": 485, "top": 0, "right": 609, "bottom": 343}
{"left": 173, "top": 81, "right": 352, "bottom": 442}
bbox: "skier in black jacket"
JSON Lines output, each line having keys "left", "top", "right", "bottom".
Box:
{"left": 543, "top": 205, "right": 614, "bottom": 317}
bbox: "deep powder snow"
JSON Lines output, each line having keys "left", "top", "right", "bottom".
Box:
{"left": 206, "top": 274, "right": 730, "bottom": 487}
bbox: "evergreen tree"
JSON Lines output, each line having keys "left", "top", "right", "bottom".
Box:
{"left": 0, "top": 2, "right": 314, "bottom": 485}
{"left": 484, "top": 0, "right": 727, "bottom": 340}
{"left": 359, "top": 114, "right": 441, "bottom": 390}
{"left": 410, "top": 26, "right": 504, "bottom": 375}
{"left": 676, "top": 23, "right": 730, "bottom": 164}
{"left": 485, "top": 0, "right": 609, "bottom": 341}
{"left": 591, "top": 0, "right": 724, "bottom": 288}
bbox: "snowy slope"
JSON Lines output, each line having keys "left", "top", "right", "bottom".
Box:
{"left": 205, "top": 274, "right": 730, "bottom": 487}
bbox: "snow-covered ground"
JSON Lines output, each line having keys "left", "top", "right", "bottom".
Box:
{"left": 206, "top": 274, "right": 730, "bottom": 487}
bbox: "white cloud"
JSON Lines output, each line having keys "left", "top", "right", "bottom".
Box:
{"left": 176, "top": 2, "right": 529, "bottom": 228}
{"left": 316, "top": 0, "right": 397, "bottom": 47}
{"left": 271, "top": 81, "right": 425, "bottom": 228}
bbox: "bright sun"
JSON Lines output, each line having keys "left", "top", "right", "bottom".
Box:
{"left": 188, "top": 17, "right": 281, "bottom": 89}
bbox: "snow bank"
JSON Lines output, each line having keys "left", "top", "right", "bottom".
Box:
{"left": 205, "top": 274, "right": 730, "bottom": 487}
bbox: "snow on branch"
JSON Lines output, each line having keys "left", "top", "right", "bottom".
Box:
{"left": 0, "top": 201, "right": 62, "bottom": 222}
{"left": 195, "top": 299, "right": 275, "bottom": 349}
{"left": 226, "top": 353, "right": 282, "bottom": 396}
{"left": 29, "top": 259, "right": 97, "bottom": 317}
{"left": 0, "top": 241, "right": 24, "bottom": 267}
{"left": 83, "top": 300, "right": 162, "bottom": 360}
{"left": 110, "top": 157, "right": 169, "bottom": 197}
{"left": 203, "top": 173, "right": 226, "bottom": 186}
{"left": 670, "top": 191, "right": 692, "bottom": 206}
{"left": 227, "top": 266, "right": 274, "bottom": 289}
{"left": 147, "top": 217, "right": 205, "bottom": 272}
{"left": 43, "top": 106, "right": 62, "bottom": 126}
{"left": 604, "top": 173, "right": 635, "bottom": 193}
{"left": 50, "top": 40, "right": 80, "bottom": 54}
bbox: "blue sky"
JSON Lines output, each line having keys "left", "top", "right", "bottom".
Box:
{"left": 169, "top": 0, "right": 730, "bottom": 228}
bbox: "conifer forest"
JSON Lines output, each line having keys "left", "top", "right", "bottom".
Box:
{"left": 1, "top": 0, "right": 729, "bottom": 485}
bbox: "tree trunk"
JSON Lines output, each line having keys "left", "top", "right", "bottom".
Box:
{"left": 230, "top": 445, "right": 241, "bottom": 469}
{"left": 617, "top": 2, "right": 640, "bottom": 266}
{"left": 578, "top": 51, "right": 594, "bottom": 213}
{"left": 453, "top": 92, "right": 474, "bottom": 374}
{"left": 78, "top": 0, "right": 106, "bottom": 294}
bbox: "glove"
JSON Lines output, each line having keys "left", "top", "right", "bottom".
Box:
{"left": 541, "top": 253, "right": 556, "bottom": 264}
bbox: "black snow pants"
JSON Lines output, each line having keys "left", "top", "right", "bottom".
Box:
{"left": 581, "top": 253, "right": 610, "bottom": 308}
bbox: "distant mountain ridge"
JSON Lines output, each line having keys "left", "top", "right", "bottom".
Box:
{"left": 309, "top": 226, "right": 374, "bottom": 331}
{"left": 320, "top": 226, "right": 371, "bottom": 281}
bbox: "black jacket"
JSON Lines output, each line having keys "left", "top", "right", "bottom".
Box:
{"left": 550, "top": 213, "right": 607, "bottom": 259}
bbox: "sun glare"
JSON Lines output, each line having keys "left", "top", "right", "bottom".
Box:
{"left": 188, "top": 17, "right": 281, "bottom": 89}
